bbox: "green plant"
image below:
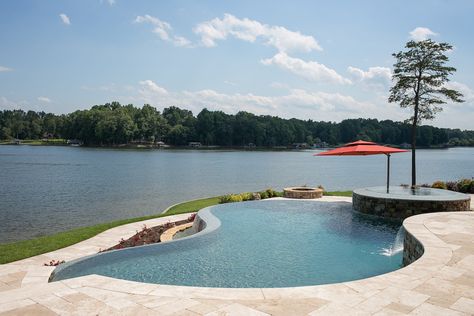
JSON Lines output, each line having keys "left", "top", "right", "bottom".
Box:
{"left": 458, "top": 179, "right": 472, "bottom": 193}
{"left": 219, "top": 195, "right": 233, "bottom": 204}
{"left": 431, "top": 181, "right": 447, "bottom": 190}
{"left": 228, "top": 194, "right": 243, "bottom": 203}
{"left": 240, "top": 192, "right": 253, "bottom": 201}
{"left": 260, "top": 191, "right": 269, "bottom": 199}
{"left": 265, "top": 188, "right": 279, "bottom": 198}
{"left": 470, "top": 180, "right": 474, "bottom": 194}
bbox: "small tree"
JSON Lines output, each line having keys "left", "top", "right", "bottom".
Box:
{"left": 389, "top": 39, "right": 463, "bottom": 187}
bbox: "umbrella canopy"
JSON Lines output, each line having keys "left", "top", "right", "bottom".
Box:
{"left": 314, "top": 140, "right": 408, "bottom": 193}
{"left": 315, "top": 140, "right": 407, "bottom": 156}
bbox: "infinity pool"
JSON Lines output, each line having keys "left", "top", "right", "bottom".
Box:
{"left": 51, "top": 200, "right": 403, "bottom": 288}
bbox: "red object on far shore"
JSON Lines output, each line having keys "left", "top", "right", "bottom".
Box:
{"left": 314, "top": 140, "right": 408, "bottom": 193}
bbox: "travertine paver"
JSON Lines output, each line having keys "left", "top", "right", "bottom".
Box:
{"left": 0, "top": 196, "right": 473, "bottom": 315}
{"left": 160, "top": 222, "right": 194, "bottom": 242}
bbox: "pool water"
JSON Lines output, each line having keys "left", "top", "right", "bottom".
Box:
{"left": 51, "top": 200, "right": 403, "bottom": 288}
{"left": 367, "top": 186, "right": 456, "bottom": 196}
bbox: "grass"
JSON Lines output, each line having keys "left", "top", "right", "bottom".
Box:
{"left": 0, "top": 139, "right": 67, "bottom": 145}
{"left": 0, "top": 191, "right": 351, "bottom": 264}
{"left": 0, "top": 196, "right": 219, "bottom": 264}
{"left": 324, "top": 190, "right": 352, "bottom": 197}
{"left": 165, "top": 196, "right": 221, "bottom": 215}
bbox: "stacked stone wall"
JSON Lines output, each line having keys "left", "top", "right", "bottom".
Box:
{"left": 353, "top": 192, "right": 470, "bottom": 220}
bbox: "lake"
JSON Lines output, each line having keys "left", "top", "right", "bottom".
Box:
{"left": 0, "top": 145, "right": 473, "bottom": 243}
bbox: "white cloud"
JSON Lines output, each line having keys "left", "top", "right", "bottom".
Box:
{"left": 347, "top": 66, "right": 392, "bottom": 88}
{"left": 193, "top": 13, "right": 321, "bottom": 53}
{"left": 134, "top": 15, "right": 192, "bottom": 47}
{"left": 59, "top": 13, "right": 71, "bottom": 25}
{"left": 262, "top": 52, "right": 351, "bottom": 85}
{"left": 173, "top": 36, "right": 192, "bottom": 47}
{"left": 37, "top": 96, "right": 52, "bottom": 103}
{"left": 0, "top": 96, "right": 19, "bottom": 110}
{"left": 223, "top": 80, "right": 237, "bottom": 86}
{"left": 409, "top": 27, "right": 437, "bottom": 41}
{"left": 444, "top": 81, "right": 474, "bottom": 105}
{"left": 135, "top": 15, "right": 171, "bottom": 40}
{"left": 105, "top": 0, "right": 115, "bottom": 5}
{"left": 133, "top": 80, "right": 380, "bottom": 122}
{"left": 0, "top": 66, "right": 12, "bottom": 72}
{"left": 138, "top": 80, "right": 168, "bottom": 97}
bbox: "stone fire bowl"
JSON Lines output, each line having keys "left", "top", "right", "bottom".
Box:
{"left": 283, "top": 187, "right": 323, "bottom": 199}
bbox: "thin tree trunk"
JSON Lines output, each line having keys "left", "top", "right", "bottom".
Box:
{"left": 411, "top": 69, "right": 422, "bottom": 188}
{"left": 411, "top": 118, "right": 417, "bottom": 187}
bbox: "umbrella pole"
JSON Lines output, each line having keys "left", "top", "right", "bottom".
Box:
{"left": 386, "top": 154, "right": 391, "bottom": 193}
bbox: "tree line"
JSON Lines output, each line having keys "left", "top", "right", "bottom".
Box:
{"left": 1, "top": 102, "right": 473, "bottom": 147}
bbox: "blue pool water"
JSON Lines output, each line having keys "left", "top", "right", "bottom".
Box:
{"left": 51, "top": 200, "right": 403, "bottom": 288}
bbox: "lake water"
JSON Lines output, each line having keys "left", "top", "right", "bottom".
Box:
{"left": 0, "top": 145, "right": 473, "bottom": 243}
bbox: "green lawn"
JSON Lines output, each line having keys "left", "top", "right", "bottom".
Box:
{"left": 0, "top": 191, "right": 351, "bottom": 264}
{"left": 165, "top": 196, "right": 221, "bottom": 215}
{"left": 324, "top": 191, "right": 352, "bottom": 197}
{"left": 0, "top": 139, "right": 67, "bottom": 146}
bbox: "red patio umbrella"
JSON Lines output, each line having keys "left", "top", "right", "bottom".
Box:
{"left": 314, "top": 140, "right": 408, "bottom": 193}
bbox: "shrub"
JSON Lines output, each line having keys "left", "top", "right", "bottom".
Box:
{"left": 265, "top": 188, "right": 275, "bottom": 198}
{"left": 265, "top": 188, "right": 281, "bottom": 198}
{"left": 469, "top": 180, "right": 474, "bottom": 194}
{"left": 228, "top": 194, "right": 243, "bottom": 202}
{"left": 219, "top": 190, "right": 283, "bottom": 203}
{"left": 431, "top": 181, "right": 447, "bottom": 190}
{"left": 219, "top": 195, "right": 233, "bottom": 204}
{"left": 446, "top": 181, "right": 459, "bottom": 192}
{"left": 458, "top": 179, "right": 472, "bottom": 193}
{"left": 240, "top": 192, "right": 253, "bottom": 201}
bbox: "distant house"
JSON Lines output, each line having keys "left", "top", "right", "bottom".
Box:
{"left": 188, "top": 142, "right": 202, "bottom": 148}
{"left": 155, "top": 141, "right": 167, "bottom": 148}
{"left": 291, "top": 143, "right": 309, "bottom": 149}
{"left": 400, "top": 142, "right": 411, "bottom": 149}
{"left": 67, "top": 139, "right": 83, "bottom": 146}
{"left": 12, "top": 139, "right": 20, "bottom": 145}
{"left": 42, "top": 132, "right": 54, "bottom": 140}
{"left": 313, "top": 141, "right": 329, "bottom": 148}
{"left": 247, "top": 143, "right": 256, "bottom": 148}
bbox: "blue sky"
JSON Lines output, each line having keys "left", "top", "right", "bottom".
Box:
{"left": 1, "top": 0, "right": 473, "bottom": 129}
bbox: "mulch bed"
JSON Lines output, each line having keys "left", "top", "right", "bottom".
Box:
{"left": 100, "top": 214, "right": 195, "bottom": 253}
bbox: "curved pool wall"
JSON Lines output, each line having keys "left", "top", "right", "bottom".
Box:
{"left": 50, "top": 200, "right": 404, "bottom": 288}
{"left": 353, "top": 186, "right": 471, "bottom": 219}
{"left": 49, "top": 207, "right": 220, "bottom": 282}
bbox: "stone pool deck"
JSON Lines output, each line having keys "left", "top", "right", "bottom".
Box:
{"left": 0, "top": 196, "right": 473, "bottom": 315}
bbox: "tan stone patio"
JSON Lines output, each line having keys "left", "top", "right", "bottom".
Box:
{"left": 0, "top": 196, "right": 473, "bottom": 315}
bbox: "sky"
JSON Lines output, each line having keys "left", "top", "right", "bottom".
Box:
{"left": 0, "top": 0, "right": 473, "bottom": 129}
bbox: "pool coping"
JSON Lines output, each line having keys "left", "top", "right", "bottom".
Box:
{"left": 354, "top": 186, "right": 471, "bottom": 201}
{"left": 1, "top": 196, "right": 474, "bottom": 315}
{"left": 160, "top": 222, "right": 194, "bottom": 242}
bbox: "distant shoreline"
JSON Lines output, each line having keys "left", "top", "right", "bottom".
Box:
{"left": 1, "top": 141, "right": 471, "bottom": 150}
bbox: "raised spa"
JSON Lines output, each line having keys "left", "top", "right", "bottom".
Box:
{"left": 50, "top": 200, "right": 403, "bottom": 288}
{"left": 353, "top": 186, "right": 471, "bottom": 219}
